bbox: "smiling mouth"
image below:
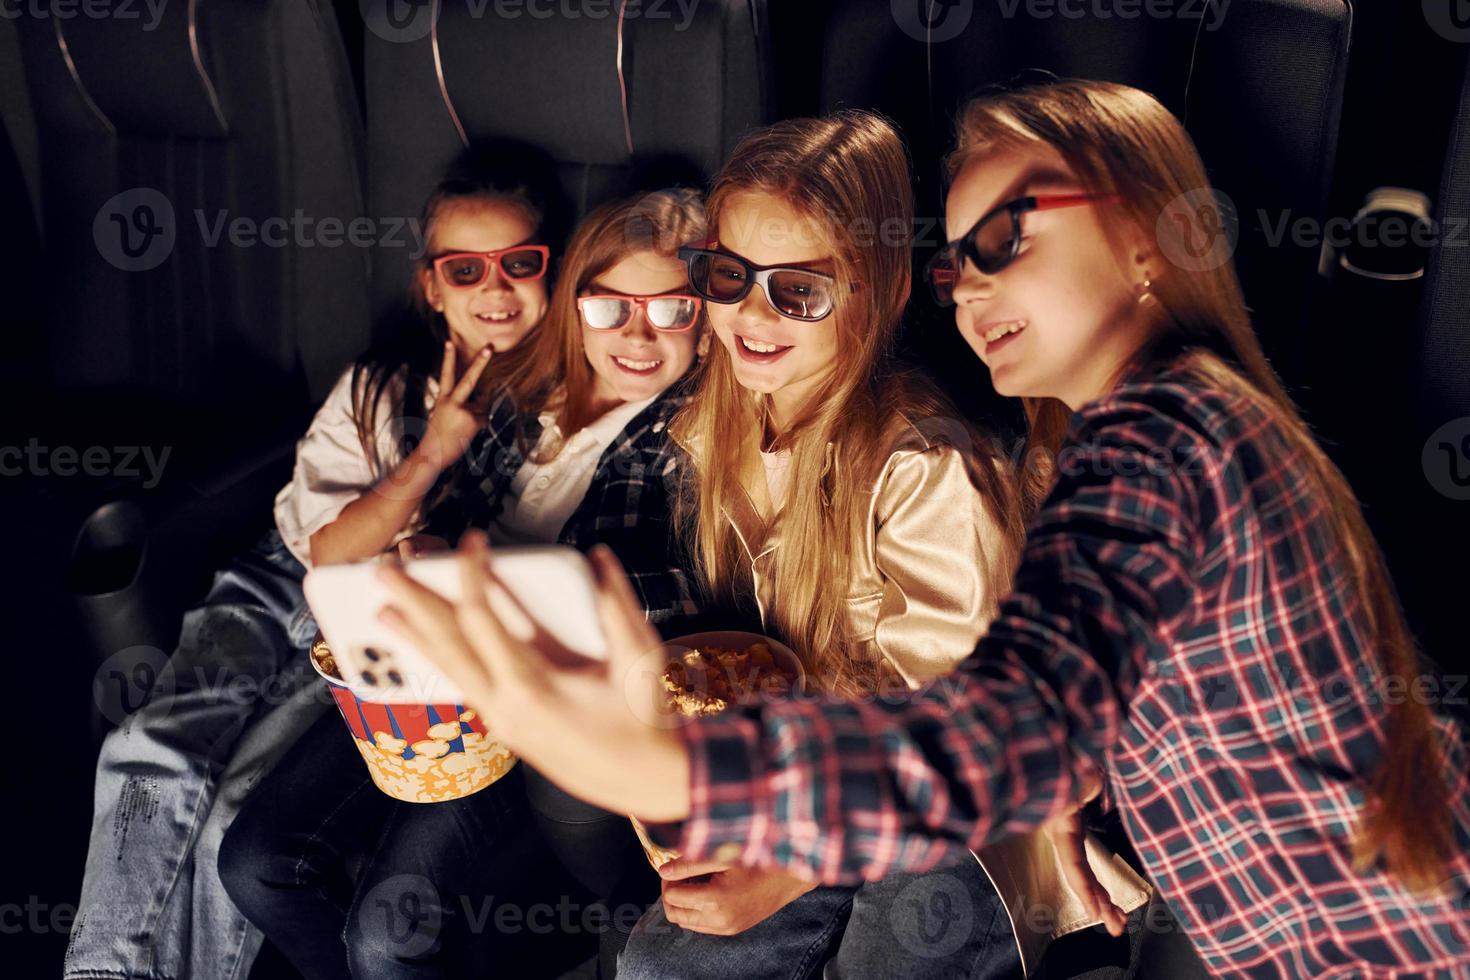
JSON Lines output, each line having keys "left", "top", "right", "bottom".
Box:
{"left": 978, "top": 319, "right": 1027, "bottom": 356}
{"left": 981, "top": 320, "right": 1027, "bottom": 344}
{"left": 474, "top": 310, "right": 520, "bottom": 323}
{"left": 736, "top": 334, "right": 794, "bottom": 363}
{"left": 612, "top": 355, "right": 662, "bottom": 375}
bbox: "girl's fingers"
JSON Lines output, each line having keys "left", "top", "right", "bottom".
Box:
{"left": 587, "top": 547, "right": 667, "bottom": 720}
{"left": 453, "top": 533, "right": 513, "bottom": 655}
{"left": 378, "top": 564, "right": 496, "bottom": 706}
{"left": 450, "top": 346, "right": 493, "bottom": 405}
{"left": 438, "top": 340, "right": 456, "bottom": 396}
{"left": 378, "top": 602, "right": 426, "bottom": 650}
{"left": 452, "top": 533, "right": 545, "bottom": 691}
{"left": 377, "top": 563, "right": 455, "bottom": 638}
{"left": 588, "top": 546, "right": 663, "bottom": 671}
{"left": 657, "top": 855, "right": 733, "bottom": 881}
{"left": 661, "top": 901, "right": 701, "bottom": 930}
{"left": 659, "top": 883, "right": 716, "bottom": 913}
{"left": 1051, "top": 816, "right": 1128, "bottom": 938}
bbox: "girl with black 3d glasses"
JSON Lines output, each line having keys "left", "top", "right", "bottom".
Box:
{"left": 609, "top": 113, "right": 1133, "bottom": 980}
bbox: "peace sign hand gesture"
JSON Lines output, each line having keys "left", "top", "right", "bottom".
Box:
{"left": 415, "top": 341, "right": 494, "bottom": 474}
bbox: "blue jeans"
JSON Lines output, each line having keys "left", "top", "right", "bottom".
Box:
{"left": 219, "top": 712, "right": 590, "bottom": 980}
{"left": 521, "top": 765, "right": 661, "bottom": 976}
{"left": 618, "top": 858, "right": 1021, "bottom": 980}
{"left": 64, "top": 529, "right": 330, "bottom": 980}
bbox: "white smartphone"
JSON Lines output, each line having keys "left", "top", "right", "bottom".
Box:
{"left": 303, "top": 545, "right": 607, "bottom": 703}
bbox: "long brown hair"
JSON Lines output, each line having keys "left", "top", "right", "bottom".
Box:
{"left": 671, "top": 112, "right": 1026, "bottom": 696}
{"left": 351, "top": 141, "right": 567, "bottom": 481}
{"left": 484, "top": 188, "right": 706, "bottom": 459}
{"left": 947, "top": 78, "right": 1453, "bottom": 892}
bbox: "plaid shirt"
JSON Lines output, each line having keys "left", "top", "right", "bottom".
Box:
{"left": 424, "top": 381, "right": 701, "bottom": 631}
{"left": 660, "top": 358, "right": 1470, "bottom": 978}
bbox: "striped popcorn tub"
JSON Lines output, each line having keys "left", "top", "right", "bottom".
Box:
{"left": 310, "top": 635, "right": 517, "bottom": 803}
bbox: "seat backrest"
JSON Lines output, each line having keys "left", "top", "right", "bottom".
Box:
{"left": 810, "top": 0, "right": 1350, "bottom": 393}
{"left": 0, "top": 16, "right": 45, "bottom": 392}
{"left": 1401, "top": 51, "right": 1470, "bottom": 667}
{"left": 362, "top": 0, "right": 771, "bottom": 333}
{"left": 15, "top": 0, "right": 368, "bottom": 410}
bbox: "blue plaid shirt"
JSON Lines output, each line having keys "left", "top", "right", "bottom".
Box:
{"left": 659, "top": 356, "right": 1470, "bottom": 978}
{"left": 425, "top": 380, "right": 702, "bottom": 632}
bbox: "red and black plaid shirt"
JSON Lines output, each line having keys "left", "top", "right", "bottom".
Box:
{"left": 659, "top": 357, "right": 1470, "bottom": 977}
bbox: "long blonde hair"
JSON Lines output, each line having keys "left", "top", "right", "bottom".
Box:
{"left": 671, "top": 112, "right": 1026, "bottom": 696}
{"left": 948, "top": 78, "right": 1454, "bottom": 893}
{"left": 488, "top": 188, "right": 706, "bottom": 457}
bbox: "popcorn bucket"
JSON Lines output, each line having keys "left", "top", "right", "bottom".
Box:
{"left": 631, "top": 815, "right": 681, "bottom": 870}
{"left": 310, "top": 636, "right": 517, "bottom": 803}
{"left": 630, "top": 631, "right": 804, "bottom": 868}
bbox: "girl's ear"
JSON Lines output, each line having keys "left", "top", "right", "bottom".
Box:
{"left": 695, "top": 323, "right": 711, "bottom": 360}
{"left": 1119, "top": 213, "right": 1159, "bottom": 285}
{"left": 1131, "top": 245, "right": 1155, "bottom": 280}
{"left": 420, "top": 265, "right": 444, "bottom": 313}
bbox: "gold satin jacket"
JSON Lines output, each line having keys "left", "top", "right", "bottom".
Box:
{"left": 713, "top": 422, "right": 1151, "bottom": 974}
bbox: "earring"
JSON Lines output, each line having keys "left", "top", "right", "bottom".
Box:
{"left": 1136, "top": 277, "right": 1154, "bottom": 305}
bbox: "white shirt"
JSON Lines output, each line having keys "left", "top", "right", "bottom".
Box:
{"left": 273, "top": 367, "right": 438, "bottom": 567}
{"left": 490, "top": 396, "right": 656, "bottom": 547}
{"left": 759, "top": 447, "right": 793, "bottom": 513}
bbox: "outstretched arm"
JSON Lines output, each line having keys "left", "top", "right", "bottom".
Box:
{"left": 664, "top": 392, "right": 1212, "bottom": 883}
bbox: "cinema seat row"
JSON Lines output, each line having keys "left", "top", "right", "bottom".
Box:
{"left": 0, "top": 0, "right": 1464, "bottom": 913}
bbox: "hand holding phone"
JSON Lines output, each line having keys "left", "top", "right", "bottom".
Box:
{"left": 303, "top": 545, "right": 606, "bottom": 703}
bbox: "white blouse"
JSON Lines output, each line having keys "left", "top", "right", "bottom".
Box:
{"left": 490, "top": 396, "right": 655, "bottom": 547}
{"left": 273, "top": 367, "right": 439, "bottom": 567}
{"left": 758, "top": 447, "right": 793, "bottom": 513}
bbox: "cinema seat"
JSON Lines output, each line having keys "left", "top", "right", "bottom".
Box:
{"left": 9, "top": 0, "right": 368, "bottom": 697}
{"left": 361, "top": 0, "right": 771, "bottom": 333}
{"left": 784, "top": 0, "right": 1350, "bottom": 428}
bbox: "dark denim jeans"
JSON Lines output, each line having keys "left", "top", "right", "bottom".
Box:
{"left": 219, "top": 711, "right": 588, "bottom": 980}
{"left": 619, "top": 857, "right": 1022, "bottom": 980}
{"left": 521, "top": 764, "right": 662, "bottom": 977}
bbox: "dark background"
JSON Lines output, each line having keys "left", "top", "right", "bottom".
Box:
{"left": 2, "top": 1, "right": 1467, "bottom": 975}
